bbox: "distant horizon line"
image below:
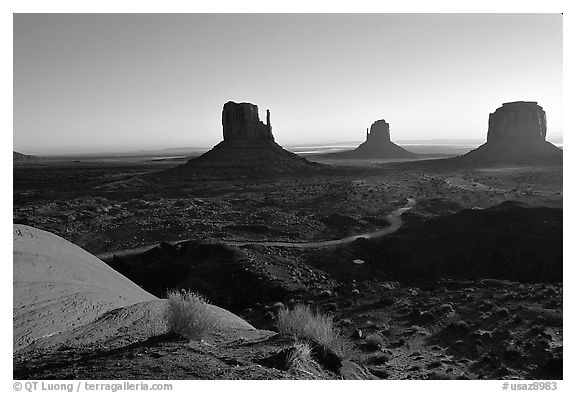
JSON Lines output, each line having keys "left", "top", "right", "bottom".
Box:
{"left": 14, "top": 134, "right": 564, "bottom": 157}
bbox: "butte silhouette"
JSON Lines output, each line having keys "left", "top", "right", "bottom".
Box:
{"left": 172, "top": 101, "right": 323, "bottom": 174}
{"left": 455, "top": 101, "right": 562, "bottom": 165}
{"left": 326, "top": 119, "right": 415, "bottom": 159}
{"left": 13, "top": 151, "right": 37, "bottom": 161}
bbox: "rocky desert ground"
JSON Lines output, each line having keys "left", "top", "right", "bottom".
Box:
{"left": 13, "top": 155, "right": 562, "bottom": 380}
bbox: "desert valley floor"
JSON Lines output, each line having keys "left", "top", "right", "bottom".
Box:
{"left": 13, "top": 155, "right": 563, "bottom": 380}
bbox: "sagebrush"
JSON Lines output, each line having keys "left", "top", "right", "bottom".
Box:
{"left": 165, "top": 289, "right": 218, "bottom": 340}
{"left": 286, "top": 341, "right": 314, "bottom": 371}
{"left": 277, "top": 303, "right": 350, "bottom": 357}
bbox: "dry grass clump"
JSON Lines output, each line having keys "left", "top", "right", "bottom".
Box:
{"left": 165, "top": 289, "right": 219, "bottom": 340}
{"left": 277, "top": 303, "right": 350, "bottom": 357}
{"left": 285, "top": 341, "right": 314, "bottom": 371}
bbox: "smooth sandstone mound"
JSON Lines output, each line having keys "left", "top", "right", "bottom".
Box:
{"left": 13, "top": 224, "right": 156, "bottom": 351}
{"left": 13, "top": 224, "right": 257, "bottom": 353}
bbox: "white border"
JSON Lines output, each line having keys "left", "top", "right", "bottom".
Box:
{"left": 3, "top": 1, "right": 574, "bottom": 392}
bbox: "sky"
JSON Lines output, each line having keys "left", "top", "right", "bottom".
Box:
{"left": 13, "top": 13, "right": 563, "bottom": 155}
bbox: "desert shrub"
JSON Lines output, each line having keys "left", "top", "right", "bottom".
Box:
{"left": 277, "top": 303, "right": 350, "bottom": 357}
{"left": 438, "top": 303, "right": 455, "bottom": 315}
{"left": 285, "top": 341, "right": 314, "bottom": 371}
{"left": 165, "top": 289, "right": 219, "bottom": 340}
{"left": 450, "top": 320, "right": 470, "bottom": 332}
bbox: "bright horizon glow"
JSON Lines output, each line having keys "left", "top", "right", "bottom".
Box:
{"left": 14, "top": 14, "right": 562, "bottom": 155}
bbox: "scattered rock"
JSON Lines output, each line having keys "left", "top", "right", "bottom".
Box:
{"left": 368, "top": 366, "right": 390, "bottom": 379}
{"left": 339, "top": 318, "right": 353, "bottom": 327}
{"left": 493, "top": 307, "right": 510, "bottom": 318}
{"left": 376, "top": 296, "right": 395, "bottom": 307}
{"left": 449, "top": 320, "right": 470, "bottom": 332}
{"left": 417, "top": 311, "right": 436, "bottom": 325}
{"left": 436, "top": 303, "right": 455, "bottom": 316}
{"left": 367, "top": 354, "right": 391, "bottom": 365}
{"left": 364, "top": 334, "right": 385, "bottom": 351}
{"left": 339, "top": 299, "right": 355, "bottom": 308}
{"left": 389, "top": 338, "right": 406, "bottom": 348}
{"left": 427, "top": 371, "right": 457, "bottom": 380}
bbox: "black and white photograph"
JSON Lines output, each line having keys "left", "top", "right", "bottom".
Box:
{"left": 8, "top": 3, "right": 571, "bottom": 387}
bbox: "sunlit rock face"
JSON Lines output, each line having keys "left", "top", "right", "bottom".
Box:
{"left": 222, "top": 101, "right": 274, "bottom": 142}
{"left": 487, "top": 101, "right": 547, "bottom": 143}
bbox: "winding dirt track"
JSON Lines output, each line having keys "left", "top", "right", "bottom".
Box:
{"left": 226, "top": 198, "right": 416, "bottom": 249}
{"left": 96, "top": 198, "right": 416, "bottom": 260}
